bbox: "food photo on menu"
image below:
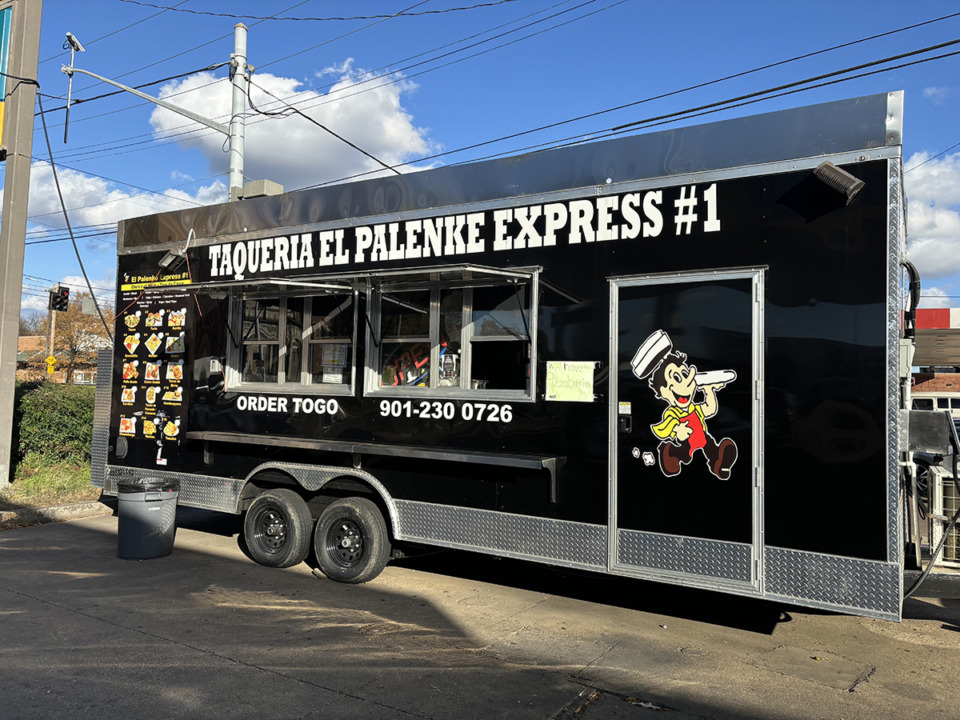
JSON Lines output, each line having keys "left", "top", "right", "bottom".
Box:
{"left": 145, "top": 333, "right": 163, "bottom": 355}
{"left": 123, "top": 333, "right": 140, "bottom": 354}
{"left": 165, "top": 333, "right": 185, "bottom": 354}
{"left": 145, "top": 362, "right": 161, "bottom": 382}
{"left": 166, "top": 361, "right": 183, "bottom": 381}
{"left": 168, "top": 308, "right": 186, "bottom": 327}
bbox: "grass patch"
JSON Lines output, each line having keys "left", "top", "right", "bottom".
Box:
{"left": 0, "top": 462, "right": 101, "bottom": 510}
{"left": 4, "top": 381, "right": 100, "bottom": 511}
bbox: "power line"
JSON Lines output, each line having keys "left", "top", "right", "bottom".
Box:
{"left": 35, "top": 3, "right": 960, "bottom": 166}
{"left": 41, "top": 0, "right": 619, "bottom": 166}
{"left": 41, "top": 0, "right": 435, "bottom": 157}
{"left": 246, "top": 76, "right": 400, "bottom": 175}
{"left": 39, "top": 61, "right": 230, "bottom": 116}
{"left": 381, "top": 17, "right": 960, "bottom": 174}
{"left": 60, "top": 1, "right": 314, "bottom": 101}
{"left": 456, "top": 47, "right": 960, "bottom": 169}
{"left": 23, "top": 274, "right": 114, "bottom": 293}
{"left": 24, "top": 7, "right": 960, "bottom": 223}
{"left": 72, "top": 2, "right": 957, "bottom": 176}
{"left": 26, "top": 231, "right": 116, "bottom": 247}
{"left": 42, "top": 30, "right": 960, "bottom": 210}
{"left": 610, "top": 39, "right": 960, "bottom": 135}
{"left": 35, "top": 0, "right": 610, "bottom": 174}
{"left": 38, "top": 0, "right": 194, "bottom": 65}
{"left": 22, "top": 155, "right": 218, "bottom": 215}
{"left": 254, "top": 0, "right": 434, "bottom": 76}
{"left": 905, "top": 140, "right": 960, "bottom": 173}
{"left": 257, "top": 0, "right": 614, "bottom": 116}
{"left": 299, "top": 37, "right": 960, "bottom": 190}
{"left": 38, "top": 0, "right": 592, "bottom": 159}
{"left": 34, "top": 91, "right": 115, "bottom": 341}
{"left": 117, "top": 0, "right": 522, "bottom": 21}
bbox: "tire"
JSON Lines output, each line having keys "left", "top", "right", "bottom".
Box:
{"left": 314, "top": 497, "right": 391, "bottom": 583}
{"left": 243, "top": 488, "right": 313, "bottom": 568}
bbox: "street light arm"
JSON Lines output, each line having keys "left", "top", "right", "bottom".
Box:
{"left": 61, "top": 65, "right": 230, "bottom": 136}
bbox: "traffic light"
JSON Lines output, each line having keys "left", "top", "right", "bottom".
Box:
{"left": 49, "top": 286, "right": 70, "bottom": 312}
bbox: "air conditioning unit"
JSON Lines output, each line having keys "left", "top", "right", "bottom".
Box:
{"left": 930, "top": 465, "right": 960, "bottom": 567}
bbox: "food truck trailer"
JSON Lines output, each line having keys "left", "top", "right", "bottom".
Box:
{"left": 92, "top": 91, "right": 950, "bottom": 621}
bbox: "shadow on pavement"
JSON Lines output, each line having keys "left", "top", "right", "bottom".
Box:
{"left": 0, "top": 514, "right": 807, "bottom": 720}
{"left": 175, "top": 507, "right": 788, "bottom": 635}
{"left": 394, "top": 548, "right": 789, "bottom": 635}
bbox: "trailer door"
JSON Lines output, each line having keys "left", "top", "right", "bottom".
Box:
{"left": 610, "top": 269, "right": 763, "bottom": 592}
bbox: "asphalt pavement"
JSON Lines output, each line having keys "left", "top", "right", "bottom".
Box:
{"left": 2, "top": 506, "right": 960, "bottom": 719}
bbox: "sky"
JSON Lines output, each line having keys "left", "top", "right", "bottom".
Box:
{"left": 7, "top": 0, "right": 960, "bottom": 315}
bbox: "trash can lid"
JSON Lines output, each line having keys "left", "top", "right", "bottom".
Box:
{"left": 117, "top": 476, "right": 179, "bottom": 493}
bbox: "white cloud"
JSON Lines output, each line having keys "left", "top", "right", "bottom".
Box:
{"left": 5, "top": 162, "right": 225, "bottom": 313}
{"left": 148, "top": 61, "right": 437, "bottom": 191}
{"left": 923, "top": 87, "right": 951, "bottom": 105}
{"left": 905, "top": 151, "right": 960, "bottom": 281}
{"left": 917, "top": 286, "right": 952, "bottom": 309}
{"left": 19, "top": 273, "right": 117, "bottom": 313}
{"left": 20, "top": 161, "right": 226, "bottom": 231}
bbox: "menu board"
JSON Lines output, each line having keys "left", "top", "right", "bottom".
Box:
{"left": 116, "top": 289, "right": 191, "bottom": 465}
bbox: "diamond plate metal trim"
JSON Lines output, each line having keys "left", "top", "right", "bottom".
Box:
{"left": 246, "top": 462, "right": 398, "bottom": 530}
{"left": 617, "top": 530, "right": 753, "bottom": 581}
{"left": 90, "top": 350, "right": 113, "bottom": 489}
{"left": 394, "top": 500, "right": 607, "bottom": 569}
{"left": 765, "top": 546, "right": 900, "bottom": 620}
{"left": 106, "top": 466, "right": 243, "bottom": 513}
{"left": 887, "top": 157, "right": 905, "bottom": 568}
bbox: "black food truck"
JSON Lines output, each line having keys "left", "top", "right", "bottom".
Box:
{"left": 94, "top": 91, "right": 945, "bottom": 621}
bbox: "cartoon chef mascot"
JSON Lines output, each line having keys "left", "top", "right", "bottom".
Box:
{"left": 631, "top": 330, "right": 738, "bottom": 480}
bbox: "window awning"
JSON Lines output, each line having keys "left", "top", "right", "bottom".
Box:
{"left": 134, "top": 277, "right": 354, "bottom": 294}
{"left": 362, "top": 264, "right": 541, "bottom": 292}
{"left": 135, "top": 264, "right": 544, "bottom": 295}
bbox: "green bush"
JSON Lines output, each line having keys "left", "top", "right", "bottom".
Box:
{"left": 15, "top": 381, "right": 95, "bottom": 470}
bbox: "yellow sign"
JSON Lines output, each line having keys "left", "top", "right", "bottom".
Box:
{"left": 120, "top": 270, "right": 191, "bottom": 292}
{"left": 120, "top": 277, "right": 192, "bottom": 292}
{"left": 545, "top": 361, "right": 596, "bottom": 402}
{"left": 45, "top": 356, "right": 57, "bottom": 366}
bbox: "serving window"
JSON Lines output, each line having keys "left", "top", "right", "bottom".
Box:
{"left": 228, "top": 290, "right": 357, "bottom": 394}
{"left": 368, "top": 266, "right": 538, "bottom": 400}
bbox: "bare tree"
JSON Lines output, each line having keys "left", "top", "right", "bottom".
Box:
{"left": 38, "top": 292, "right": 115, "bottom": 383}
{"left": 19, "top": 312, "right": 43, "bottom": 336}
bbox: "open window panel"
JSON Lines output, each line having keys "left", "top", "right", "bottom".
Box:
{"left": 365, "top": 264, "right": 541, "bottom": 401}
{"left": 225, "top": 281, "right": 359, "bottom": 395}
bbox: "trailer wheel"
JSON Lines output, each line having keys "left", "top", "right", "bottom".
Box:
{"left": 314, "top": 497, "right": 391, "bottom": 583}
{"left": 243, "top": 488, "right": 313, "bottom": 568}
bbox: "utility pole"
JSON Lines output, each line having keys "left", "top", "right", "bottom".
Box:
{"left": 229, "top": 24, "right": 247, "bottom": 202}
{"left": 0, "top": 0, "right": 42, "bottom": 488}
{"left": 63, "top": 24, "right": 250, "bottom": 202}
{"left": 44, "top": 286, "right": 56, "bottom": 381}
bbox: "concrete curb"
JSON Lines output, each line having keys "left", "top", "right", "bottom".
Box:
{"left": 0, "top": 500, "right": 115, "bottom": 530}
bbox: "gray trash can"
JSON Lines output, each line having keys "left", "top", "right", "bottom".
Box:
{"left": 117, "top": 477, "right": 179, "bottom": 559}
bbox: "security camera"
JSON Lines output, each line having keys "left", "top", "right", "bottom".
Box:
{"left": 65, "top": 33, "right": 85, "bottom": 53}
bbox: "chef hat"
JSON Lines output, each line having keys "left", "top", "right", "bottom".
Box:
{"left": 630, "top": 329, "right": 673, "bottom": 380}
